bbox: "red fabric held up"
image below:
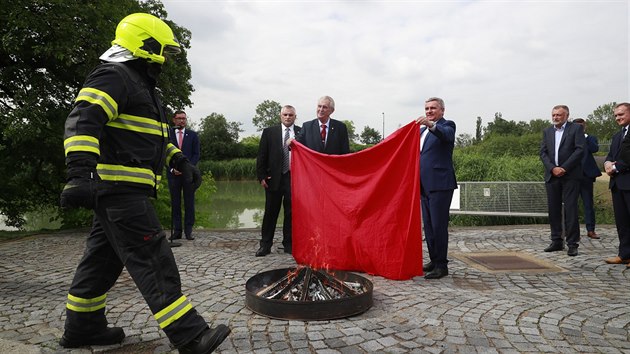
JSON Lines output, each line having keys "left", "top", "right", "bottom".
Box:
{"left": 291, "top": 121, "right": 422, "bottom": 280}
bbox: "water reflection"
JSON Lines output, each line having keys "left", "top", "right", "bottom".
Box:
{"left": 2, "top": 180, "right": 273, "bottom": 231}
{"left": 196, "top": 180, "right": 280, "bottom": 229}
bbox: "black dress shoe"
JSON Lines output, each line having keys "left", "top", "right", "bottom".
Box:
{"left": 179, "top": 325, "right": 231, "bottom": 354}
{"left": 185, "top": 234, "right": 195, "bottom": 240}
{"left": 424, "top": 268, "right": 448, "bottom": 279}
{"left": 255, "top": 247, "right": 271, "bottom": 257}
{"left": 59, "top": 327, "right": 125, "bottom": 348}
{"left": 567, "top": 246, "right": 578, "bottom": 256}
{"left": 544, "top": 242, "right": 564, "bottom": 252}
{"left": 171, "top": 232, "right": 182, "bottom": 240}
{"left": 423, "top": 262, "right": 435, "bottom": 272}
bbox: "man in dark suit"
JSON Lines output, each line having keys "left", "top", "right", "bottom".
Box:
{"left": 572, "top": 118, "right": 602, "bottom": 239}
{"left": 415, "top": 97, "right": 457, "bottom": 280}
{"left": 167, "top": 110, "right": 200, "bottom": 240}
{"left": 540, "top": 105, "right": 585, "bottom": 256}
{"left": 295, "top": 96, "right": 349, "bottom": 155}
{"left": 255, "top": 105, "right": 301, "bottom": 257}
{"left": 604, "top": 102, "right": 630, "bottom": 266}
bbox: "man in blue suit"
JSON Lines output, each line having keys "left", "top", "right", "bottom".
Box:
{"left": 604, "top": 102, "right": 630, "bottom": 266}
{"left": 540, "top": 105, "right": 585, "bottom": 256}
{"left": 167, "top": 111, "right": 201, "bottom": 240}
{"left": 572, "top": 118, "right": 602, "bottom": 239}
{"left": 415, "top": 97, "right": 457, "bottom": 280}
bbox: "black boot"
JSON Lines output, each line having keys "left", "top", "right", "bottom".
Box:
{"left": 59, "top": 326, "right": 125, "bottom": 348}
{"left": 178, "top": 325, "right": 231, "bottom": 353}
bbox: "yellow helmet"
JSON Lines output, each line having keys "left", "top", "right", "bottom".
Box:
{"left": 112, "top": 13, "right": 181, "bottom": 65}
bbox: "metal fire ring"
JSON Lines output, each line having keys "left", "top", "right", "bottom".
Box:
{"left": 245, "top": 267, "right": 373, "bottom": 321}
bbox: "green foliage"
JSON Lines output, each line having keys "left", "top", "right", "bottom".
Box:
{"left": 461, "top": 133, "right": 541, "bottom": 158}
{"left": 360, "top": 126, "right": 382, "bottom": 144}
{"left": 586, "top": 102, "right": 618, "bottom": 141}
{"left": 342, "top": 120, "right": 357, "bottom": 144}
{"left": 197, "top": 113, "right": 243, "bottom": 160}
{"left": 0, "top": 0, "right": 193, "bottom": 228}
{"left": 198, "top": 158, "right": 256, "bottom": 180}
{"left": 454, "top": 151, "right": 543, "bottom": 182}
{"left": 152, "top": 171, "right": 217, "bottom": 228}
{"left": 252, "top": 100, "right": 282, "bottom": 131}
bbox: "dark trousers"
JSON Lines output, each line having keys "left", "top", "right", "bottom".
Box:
{"left": 579, "top": 178, "right": 596, "bottom": 231}
{"left": 611, "top": 187, "right": 630, "bottom": 259}
{"left": 168, "top": 175, "right": 195, "bottom": 236}
{"left": 64, "top": 194, "right": 207, "bottom": 347}
{"left": 260, "top": 172, "right": 292, "bottom": 250}
{"left": 545, "top": 177, "right": 580, "bottom": 247}
{"left": 421, "top": 189, "right": 454, "bottom": 269}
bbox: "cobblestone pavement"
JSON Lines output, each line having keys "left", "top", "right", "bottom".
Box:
{"left": 1, "top": 225, "right": 630, "bottom": 353}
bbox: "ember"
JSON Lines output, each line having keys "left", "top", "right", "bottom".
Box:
{"left": 245, "top": 267, "right": 373, "bottom": 320}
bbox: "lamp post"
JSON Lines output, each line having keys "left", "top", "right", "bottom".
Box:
{"left": 382, "top": 112, "right": 385, "bottom": 141}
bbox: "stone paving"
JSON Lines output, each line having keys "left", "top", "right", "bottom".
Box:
{"left": 1, "top": 225, "right": 629, "bottom": 353}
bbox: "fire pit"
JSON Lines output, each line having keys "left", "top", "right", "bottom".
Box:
{"left": 245, "top": 266, "right": 373, "bottom": 320}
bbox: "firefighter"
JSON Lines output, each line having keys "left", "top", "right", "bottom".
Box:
{"left": 59, "top": 13, "right": 230, "bottom": 353}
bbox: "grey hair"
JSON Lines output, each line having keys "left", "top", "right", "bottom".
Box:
{"left": 425, "top": 97, "right": 445, "bottom": 109}
{"left": 318, "top": 96, "right": 335, "bottom": 110}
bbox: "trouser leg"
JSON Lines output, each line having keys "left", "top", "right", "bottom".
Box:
{"left": 580, "top": 179, "right": 596, "bottom": 231}
{"left": 563, "top": 178, "right": 581, "bottom": 247}
{"left": 612, "top": 188, "right": 630, "bottom": 259}
{"left": 95, "top": 194, "right": 208, "bottom": 347}
{"left": 545, "top": 179, "right": 564, "bottom": 242}
{"left": 168, "top": 176, "right": 183, "bottom": 233}
{"left": 260, "top": 188, "right": 282, "bottom": 249}
{"left": 64, "top": 216, "right": 124, "bottom": 335}
{"left": 281, "top": 172, "right": 292, "bottom": 249}
{"left": 183, "top": 181, "right": 195, "bottom": 236}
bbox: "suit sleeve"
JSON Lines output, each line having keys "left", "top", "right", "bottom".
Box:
{"left": 559, "top": 125, "right": 585, "bottom": 172}
{"left": 256, "top": 128, "right": 270, "bottom": 182}
{"left": 539, "top": 129, "right": 556, "bottom": 173}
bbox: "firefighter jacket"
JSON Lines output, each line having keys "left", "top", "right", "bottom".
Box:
{"left": 63, "top": 61, "right": 181, "bottom": 196}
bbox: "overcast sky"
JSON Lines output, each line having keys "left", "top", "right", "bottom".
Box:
{"left": 161, "top": 0, "right": 629, "bottom": 140}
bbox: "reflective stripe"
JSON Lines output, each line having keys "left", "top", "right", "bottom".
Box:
{"left": 64, "top": 135, "right": 100, "bottom": 156}
{"left": 97, "top": 163, "right": 157, "bottom": 187}
{"left": 154, "top": 295, "right": 193, "bottom": 329}
{"left": 76, "top": 88, "right": 118, "bottom": 120}
{"left": 107, "top": 114, "right": 165, "bottom": 136}
{"left": 165, "top": 143, "right": 180, "bottom": 166}
{"left": 66, "top": 293, "right": 106, "bottom": 313}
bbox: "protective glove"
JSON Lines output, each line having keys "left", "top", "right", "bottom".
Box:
{"left": 173, "top": 153, "right": 202, "bottom": 191}
{"left": 60, "top": 168, "right": 99, "bottom": 209}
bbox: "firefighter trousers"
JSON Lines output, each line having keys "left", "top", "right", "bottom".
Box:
{"left": 64, "top": 193, "right": 208, "bottom": 347}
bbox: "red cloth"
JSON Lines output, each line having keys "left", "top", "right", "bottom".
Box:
{"left": 291, "top": 121, "right": 422, "bottom": 280}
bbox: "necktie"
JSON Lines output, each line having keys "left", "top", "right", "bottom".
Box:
{"left": 177, "top": 129, "right": 183, "bottom": 148}
{"left": 282, "top": 128, "right": 290, "bottom": 174}
{"left": 320, "top": 124, "right": 327, "bottom": 144}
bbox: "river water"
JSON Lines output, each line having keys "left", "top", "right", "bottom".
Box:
{"left": 2, "top": 180, "right": 277, "bottom": 231}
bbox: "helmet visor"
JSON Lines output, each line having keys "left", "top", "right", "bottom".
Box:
{"left": 163, "top": 44, "right": 181, "bottom": 55}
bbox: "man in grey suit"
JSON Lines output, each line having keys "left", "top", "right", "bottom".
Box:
{"left": 295, "top": 96, "right": 349, "bottom": 155}
{"left": 540, "top": 105, "right": 585, "bottom": 256}
{"left": 255, "top": 105, "right": 301, "bottom": 256}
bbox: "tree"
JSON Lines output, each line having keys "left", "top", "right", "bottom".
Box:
{"left": 456, "top": 133, "right": 474, "bottom": 148}
{"left": 587, "top": 102, "right": 618, "bottom": 141}
{"left": 484, "top": 112, "right": 527, "bottom": 137}
{"left": 474, "top": 116, "right": 482, "bottom": 144}
{"left": 342, "top": 120, "right": 357, "bottom": 144}
{"left": 197, "top": 113, "right": 243, "bottom": 160}
{"left": 0, "top": 0, "right": 193, "bottom": 228}
{"left": 360, "top": 126, "right": 382, "bottom": 145}
{"left": 252, "top": 100, "right": 282, "bottom": 131}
